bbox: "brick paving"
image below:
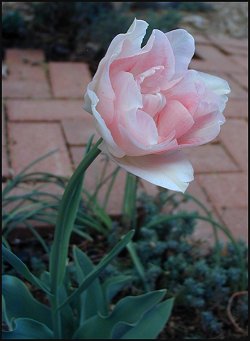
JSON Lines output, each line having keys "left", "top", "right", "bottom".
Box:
{"left": 2, "top": 35, "right": 248, "bottom": 243}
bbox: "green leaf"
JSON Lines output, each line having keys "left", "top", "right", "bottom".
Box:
{"left": 58, "top": 285, "right": 76, "bottom": 338}
{"left": 2, "top": 275, "right": 52, "bottom": 329}
{"left": 2, "top": 245, "right": 51, "bottom": 295}
{"left": 126, "top": 241, "right": 148, "bottom": 291}
{"left": 59, "top": 230, "right": 134, "bottom": 310}
{"left": 2, "top": 295, "right": 11, "bottom": 329}
{"left": 72, "top": 289, "right": 166, "bottom": 339}
{"left": 122, "top": 173, "right": 137, "bottom": 229}
{"left": 39, "top": 271, "right": 76, "bottom": 338}
{"left": 73, "top": 246, "right": 107, "bottom": 321}
{"left": 103, "top": 275, "right": 132, "bottom": 304}
{"left": 49, "top": 138, "right": 102, "bottom": 292}
{"left": 2, "top": 318, "right": 54, "bottom": 339}
{"left": 2, "top": 149, "right": 59, "bottom": 197}
{"left": 120, "top": 297, "right": 174, "bottom": 339}
{"left": 93, "top": 203, "right": 113, "bottom": 231}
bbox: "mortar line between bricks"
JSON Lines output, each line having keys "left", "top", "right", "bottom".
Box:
{"left": 8, "top": 119, "right": 62, "bottom": 123}
{"left": 59, "top": 120, "right": 80, "bottom": 171}
{"left": 219, "top": 141, "right": 247, "bottom": 171}
{"left": 3, "top": 102, "right": 13, "bottom": 180}
{"left": 43, "top": 62, "right": 53, "bottom": 98}
{"left": 3, "top": 96, "right": 85, "bottom": 100}
{"left": 216, "top": 141, "right": 244, "bottom": 170}
{"left": 3, "top": 98, "right": 84, "bottom": 101}
{"left": 224, "top": 72, "right": 248, "bottom": 91}
{"left": 195, "top": 169, "right": 243, "bottom": 174}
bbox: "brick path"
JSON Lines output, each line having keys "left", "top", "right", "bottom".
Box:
{"left": 2, "top": 34, "right": 248, "bottom": 242}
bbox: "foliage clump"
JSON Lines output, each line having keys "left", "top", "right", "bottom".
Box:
{"left": 103, "top": 193, "right": 248, "bottom": 339}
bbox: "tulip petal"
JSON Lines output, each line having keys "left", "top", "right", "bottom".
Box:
{"left": 178, "top": 112, "right": 224, "bottom": 147}
{"left": 106, "top": 18, "right": 148, "bottom": 59}
{"left": 158, "top": 100, "right": 194, "bottom": 139}
{"left": 87, "top": 89, "right": 125, "bottom": 158}
{"left": 112, "top": 71, "right": 142, "bottom": 113}
{"left": 164, "top": 70, "right": 204, "bottom": 115}
{"left": 166, "top": 29, "right": 195, "bottom": 76}
{"left": 131, "top": 29, "right": 175, "bottom": 82}
{"left": 106, "top": 150, "right": 194, "bottom": 192}
{"left": 196, "top": 71, "right": 231, "bottom": 95}
{"left": 84, "top": 19, "right": 148, "bottom": 124}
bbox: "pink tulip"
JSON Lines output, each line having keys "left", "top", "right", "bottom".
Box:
{"left": 84, "top": 19, "right": 230, "bottom": 192}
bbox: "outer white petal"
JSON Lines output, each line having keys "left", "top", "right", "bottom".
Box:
{"left": 166, "top": 29, "right": 195, "bottom": 75}
{"left": 102, "top": 149, "right": 194, "bottom": 193}
{"left": 87, "top": 89, "right": 125, "bottom": 158}
{"left": 83, "top": 19, "right": 148, "bottom": 122}
{"left": 83, "top": 83, "right": 93, "bottom": 114}
{"left": 196, "top": 71, "right": 231, "bottom": 95}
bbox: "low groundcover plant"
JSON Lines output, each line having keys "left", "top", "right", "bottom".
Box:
{"left": 2, "top": 19, "right": 230, "bottom": 339}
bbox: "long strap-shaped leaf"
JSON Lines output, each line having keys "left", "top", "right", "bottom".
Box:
{"left": 2, "top": 245, "right": 51, "bottom": 295}
{"left": 58, "top": 230, "right": 134, "bottom": 310}
{"left": 49, "top": 138, "right": 102, "bottom": 293}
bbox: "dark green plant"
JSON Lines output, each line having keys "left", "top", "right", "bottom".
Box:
{"left": 2, "top": 10, "right": 27, "bottom": 48}
{"left": 2, "top": 137, "right": 174, "bottom": 339}
{"left": 102, "top": 192, "right": 248, "bottom": 339}
{"left": 2, "top": 3, "right": 182, "bottom": 71}
{"left": 2, "top": 141, "right": 122, "bottom": 252}
{"left": 133, "top": 10, "right": 182, "bottom": 46}
{"left": 169, "top": 2, "right": 214, "bottom": 12}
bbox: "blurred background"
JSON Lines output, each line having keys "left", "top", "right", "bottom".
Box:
{"left": 2, "top": 2, "right": 248, "bottom": 243}
{"left": 2, "top": 2, "right": 248, "bottom": 71}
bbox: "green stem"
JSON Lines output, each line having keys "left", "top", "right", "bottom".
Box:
{"left": 49, "top": 137, "right": 102, "bottom": 338}
{"left": 127, "top": 241, "right": 149, "bottom": 291}
{"left": 122, "top": 173, "right": 138, "bottom": 231}
{"left": 122, "top": 174, "right": 147, "bottom": 288}
{"left": 102, "top": 167, "right": 120, "bottom": 211}
{"left": 50, "top": 291, "right": 62, "bottom": 339}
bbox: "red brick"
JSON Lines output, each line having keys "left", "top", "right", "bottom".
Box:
{"left": 7, "top": 64, "right": 47, "bottom": 82}
{"left": 71, "top": 147, "right": 126, "bottom": 215}
{"left": 2, "top": 79, "right": 51, "bottom": 99}
{"left": 212, "top": 72, "right": 247, "bottom": 99}
{"left": 212, "top": 43, "right": 247, "bottom": 57}
{"left": 230, "top": 73, "right": 248, "bottom": 90}
{"left": 8, "top": 122, "right": 73, "bottom": 176}
{"left": 218, "top": 207, "right": 248, "bottom": 243}
{"left": 185, "top": 144, "right": 238, "bottom": 173}
{"left": 49, "top": 62, "right": 91, "bottom": 98}
{"left": 230, "top": 55, "right": 248, "bottom": 71}
{"left": 194, "top": 35, "right": 211, "bottom": 45}
{"left": 62, "top": 116, "right": 99, "bottom": 146}
{"left": 3, "top": 52, "right": 50, "bottom": 99}
{"left": 7, "top": 99, "right": 85, "bottom": 121}
{"left": 219, "top": 119, "right": 248, "bottom": 170}
{"left": 2, "top": 146, "right": 9, "bottom": 178}
{"left": 224, "top": 99, "right": 248, "bottom": 119}
{"left": 208, "top": 36, "right": 248, "bottom": 49}
{"left": 2, "top": 102, "right": 6, "bottom": 146}
{"left": 5, "top": 49, "right": 45, "bottom": 64}
{"left": 190, "top": 59, "right": 214, "bottom": 72}
{"left": 219, "top": 44, "right": 247, "bottom": 56}
{"left": 198, "top": 173, "right": 248, "bottom": 209}
{"left": 192, "top": 45, "right": 243, "bottom": 73}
